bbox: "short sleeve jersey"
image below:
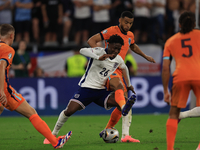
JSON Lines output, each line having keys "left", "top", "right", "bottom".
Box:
{"left": 100, "top": 26, "right": 135, "bottom": 60}
{"left": 0, "top": 42, "right": 15, "bottom": 94}
{"left": 78, "top": 47, "right": 125, "bottom": 89}
{"left": 163, "top": 29, "right": 200, "bottom": 83}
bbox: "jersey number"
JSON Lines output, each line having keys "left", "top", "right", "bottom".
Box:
{"left": 181, "top": 38, "right": 193, "bottom": 57}
{"left": 100, "top": 68, "right": 110, "bottom": 77}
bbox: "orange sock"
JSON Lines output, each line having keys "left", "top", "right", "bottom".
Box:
{"left": 29, "top": 114, "right": 57, "bottom": 146}
{"left": 106, "top": 108, "right": 122, "bottom": 128}
{"left": 166, "top": 118, "right": 178, "bottom": 150}
{"left": 115, "top": 89, "right": 126, "bottom": 109}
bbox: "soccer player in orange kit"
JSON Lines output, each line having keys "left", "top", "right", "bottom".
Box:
{"left": 162, "top": 11, "right": 200, "bottom": 150}
{"left": 0, "top": 24, "right": 71, "bottom": 149}
{"left": 87, "top": 11, "right": 155, "bottom": 142}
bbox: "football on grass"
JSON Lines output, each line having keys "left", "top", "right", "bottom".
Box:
{"left": 102, "top": 127, "right": 119, "bottom": 143}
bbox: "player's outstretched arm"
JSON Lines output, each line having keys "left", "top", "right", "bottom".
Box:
{"left": 0, "top": 60, "right": 7, "bottom": 105}
{"left": 80, "top": 47, "right": 114, "bottom": 60}
{"left": 80, "top": 47, "right": 100, "bottom": 59}
{"left": 87, "top": 33, "right": 102, "bottom": 48}
{"left": 162, "top": 59, "right": 171, "bottom": 105}
{"left": 130, "top": 43, "right": 156, "bottom": 63}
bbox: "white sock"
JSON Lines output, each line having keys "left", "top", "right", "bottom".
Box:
{"left": 122, "top": 109, "right": 132, "bottom": 138}
{"left": 179, "top": 107, "right": 200, "bottom": 119}
{"left": 52, "top": 110, "right": 69, "bottom": 136}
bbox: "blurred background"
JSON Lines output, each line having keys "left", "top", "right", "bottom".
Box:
{"left": 0, "top": 0, "right": 199, "bottom": 116}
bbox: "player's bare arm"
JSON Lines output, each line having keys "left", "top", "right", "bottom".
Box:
{"left": 0, "top": 60, "right": 7, "bottom": 105}
{"left": 87, "top": 33, "right": 102, "bottom": 48}
{"left": 130, "top": 43, "right": 156, "bottom": 63}
{"left": 161, "top": 59, "right": 171, "bottom": 105}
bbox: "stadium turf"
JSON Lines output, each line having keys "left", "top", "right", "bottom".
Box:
{"left": 0, "top": 114, "right": 199, "bottom": 150}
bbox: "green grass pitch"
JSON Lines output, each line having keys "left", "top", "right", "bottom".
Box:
{"left": 0, "top": 114, "right": 199, "bottom": 150}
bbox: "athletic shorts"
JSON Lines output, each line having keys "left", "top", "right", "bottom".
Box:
{"left": 70, "top": 87, "right": 112, "bottom": 110}
{"left": 106, "top": 69, "right": 127, "bottom": 92}
{"left": 3, "top": 87, "right": 25, "bottom": 111}
{"left": 171, "top": 80, "right": 200, "bottom": 108}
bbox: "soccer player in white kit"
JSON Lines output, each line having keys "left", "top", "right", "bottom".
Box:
{"left": 43, "top": 34, "right": 136, "bottom": 144}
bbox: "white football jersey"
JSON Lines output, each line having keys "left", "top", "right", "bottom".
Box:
{"left": 79, "top": 47, "right": 126, "bottom": 89}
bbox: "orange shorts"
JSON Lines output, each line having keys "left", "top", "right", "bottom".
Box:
{"left": 171, "top": 80, "right": 200, "bottom": 108}
{"left": 3, "top": 87, "right": 25, "bottom": 111}
{"left": 106, "top": 69, "right": 127, "bottom": 92}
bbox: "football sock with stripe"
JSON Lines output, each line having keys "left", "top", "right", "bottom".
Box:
{"left": 106, "top": 108, "right": 121, "bottom": 128}
{"left": 52, "top": 110, "right": 69, "bottom": 136}
{"left": 115, "top": 89, "right": 126, "bottom": 109}
{"left": 29, "top": 114, "right": 57, "bottom": 146}
{"left": 166, "top": 118, "right": 178, "bottom": 150}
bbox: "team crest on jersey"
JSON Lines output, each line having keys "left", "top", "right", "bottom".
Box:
{"left": 128, "top": 38, "right": 131, "bottom": 45}
{"left": 102, "top": 30, "right": 107, "bottom": 34}
{"left": 112, "top": 73, "right": 117, "bottom": 76}
{"left": 113, "top": 63, "right": 119, "bottom": 69}
{"left": 74, "top": 94, "right": 80, "bottom": 98}
{"left": 8, "top": 53, "right": 12, "bottom": 59}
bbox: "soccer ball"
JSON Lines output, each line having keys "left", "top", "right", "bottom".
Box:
{"left": 101, "top": 127, "right": 119, "bottom": 143}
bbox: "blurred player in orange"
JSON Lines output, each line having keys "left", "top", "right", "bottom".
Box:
{"left": 0, "top": 24, "right": 72, "bottom": 149}
{"left": 87, "top": 11, "right": 155, "bottom": 142}
{"left": 162, "top": 11, "right": 200, "bottom": 150}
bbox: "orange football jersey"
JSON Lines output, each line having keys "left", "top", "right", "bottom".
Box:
{"left": 100, "top": 26, "right": 135, "bottom": 60}
{"left": 163, "top": 29, "right": 200, "bottom": 83}
{"left": 0, "top": 42, "right": 15, "bottom": 96}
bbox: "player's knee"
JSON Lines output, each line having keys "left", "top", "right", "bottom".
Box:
{"left": 110, "top": 82, "right": 124, "bottom": 91}
{"left": 64, "top": 108, "right": 75, "bottom": 117}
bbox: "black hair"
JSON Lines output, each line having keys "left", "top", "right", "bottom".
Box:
{"left": 121, "top": 11, "right": 134, "bottom": 19}
{"left": 0, "top": 24, "right": 15, "bottom": 36}
{"left": 179, "top": 11, "right": 195, "bottom": 34}
{"left": 107, "top": 34, "right": 124, "bottom": 46}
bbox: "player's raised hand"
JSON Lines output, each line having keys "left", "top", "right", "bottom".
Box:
{"left": 146, "top": 55, "right": 156, "bottom": 63}
{"left": 99, "top": 54, "right": 115, "bottom": 60}
{"left": 0, "top": 90, "right": 7, "bottom": 106}
{"left": 127, "top": 85, "right": 136, "bottom": 94}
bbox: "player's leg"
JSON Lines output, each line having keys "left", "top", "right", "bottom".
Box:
{"left": 15, "top": 100, "right": 72, "bottom": 148}
{"left": 179, "top": 81, "right": 200, "bottom": 119}
{"left": 179, "top": 106, "right": 200, "bottom": 119}
{"left": 106, "top": 107, "right": 122, "bottom": 128}
{"left": 166, "top": 81, "right": 190, "bottom": 150}
{"left": 191, "top": 81, "right": 200, "bottom": 150}
{"left": 51, "top": 100, "right": 82, "bottom": 136}
{"left": 44, "top": 87, "right": 90, "bottom": 144}
{"left": 43, "top": 100, "right": 81, "bottom": 145}
{"left": 106, "top": 71, "right": 139, "bottom": 142}
{"left": 166, "top": 106, "right": 180, "bottom": 150}
{"left": 105, "top": 83, "right": 139, "bottom": 143}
